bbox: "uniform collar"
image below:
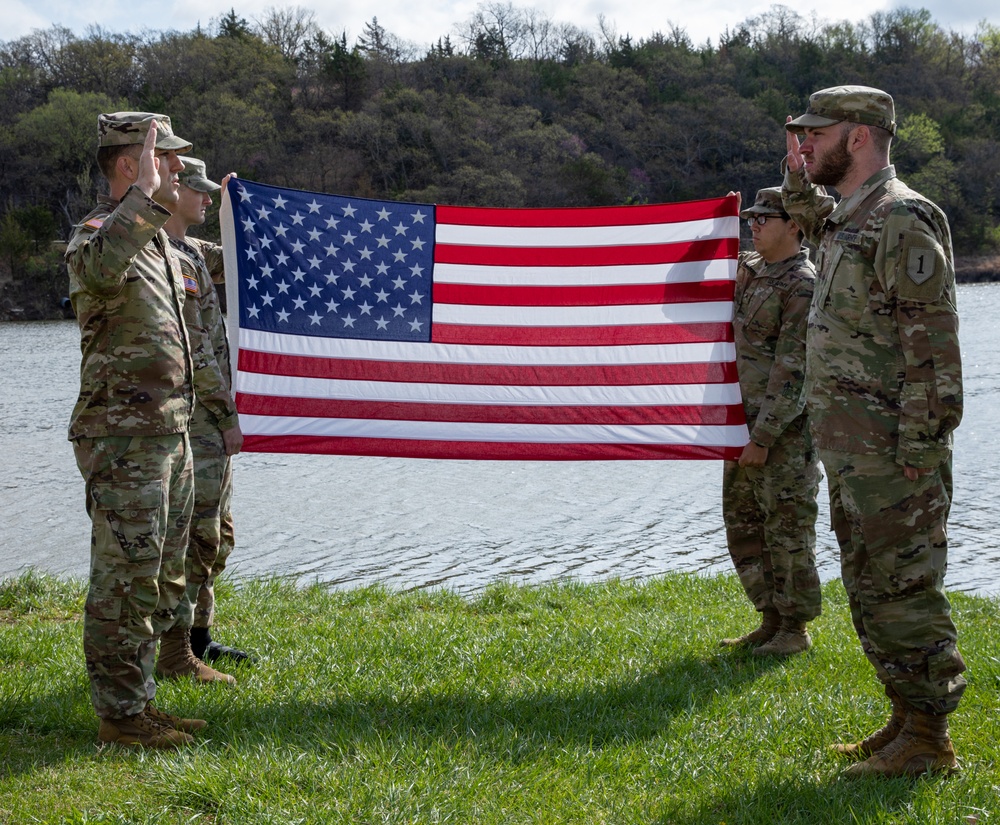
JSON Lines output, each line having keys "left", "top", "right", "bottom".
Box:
{"left": 828, "top": 165, "right": 896, "bottom": 225}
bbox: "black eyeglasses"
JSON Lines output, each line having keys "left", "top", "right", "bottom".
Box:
{"left": 746, "top": 215, "right": 787, "bottom": 227}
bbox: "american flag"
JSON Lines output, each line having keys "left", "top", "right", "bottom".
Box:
{"left": 220, "top": 179, "right": 748, "bottom": 460}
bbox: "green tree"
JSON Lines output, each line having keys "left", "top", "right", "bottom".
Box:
{"left": 0, "top": 210, "right": 31, "bottom": 280}
{"left": 895, "top": 112, "right": 946, "bottom": 175}
{"left": 216, "top": 9, "right": 254, "bottom": 40}
{"left": 8, "top": 88, "right": 122, "bottom": 226}
{"left": 0, "top": 205, "right": 65, "bottom": 319}
{"left": 303, "top": 31, "right": 367, "bottom": 111}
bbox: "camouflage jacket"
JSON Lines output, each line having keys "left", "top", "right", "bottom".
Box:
{"left": 782, "top": 165, "right": 962, "bottom": 467}
{"left": 170, "top": 235, "right": 238, "bottom": 435}
{"left": 734, "top": 249, "right": 815, "bottom": 448}
{"left": 66, "top": 187, "right": 193, "bottom": 440}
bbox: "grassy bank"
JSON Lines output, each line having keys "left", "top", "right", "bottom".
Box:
{"left": 1, "top": 571, "right": 997, "bottom": 824}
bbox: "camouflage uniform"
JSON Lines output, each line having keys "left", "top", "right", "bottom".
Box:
{"left": 67, "top": 112, "right": 195, "bottom": 718}
{"left": 784, "top": 88, "right": 966, "bottom": 715}
{"left": 724, "top": 237, "right": 822, "bottom": 624}
{"left": 170, "top": 225, "right": 238, "bottom": 632}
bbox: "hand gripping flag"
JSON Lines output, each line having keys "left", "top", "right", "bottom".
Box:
{"left": 220, "top": 179, "right": 748, "bottom": 460}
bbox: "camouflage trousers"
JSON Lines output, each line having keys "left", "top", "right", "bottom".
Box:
{"left": 821, "top": 449, "right": 966, "bottom": 715}
{"left": 173, "top": 425, "right": 234, "bottom": 631}
{"left": 723, "top": 425, "right": 822, "bottom": 622}
{"left": 73, "top": 432, "right": 193, "bottom": 719}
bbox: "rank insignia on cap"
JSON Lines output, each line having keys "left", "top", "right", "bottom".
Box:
{"left": 183, "top": 275, "right": 199, "bottom": 294}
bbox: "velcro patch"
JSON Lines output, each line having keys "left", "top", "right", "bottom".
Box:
{"left": 83, "top": 218, "right": 104, "bottom": 230}
{"left": 183, "top": 275, "right": 199, "bottom": 294}
{"left": 897, "top": 228, "right": 947, "bottom": 302}
{"left": 906, "top": 246, "right": 936, "bottom": 285}
{"left": 834, "top": 230, "right": 863, "bottom": 245}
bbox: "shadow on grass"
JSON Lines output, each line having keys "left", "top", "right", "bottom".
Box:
{"left": 0, "top": 682, "right": 100, "bottom": 779}
{"left": 4, "top": 648, "right": 784, "bottom": 775}
{"left": 655, "top": 773, "right": 921, "bottom": 825}
{"left": 192, "top": 649, "right": 787, "bottom": 758}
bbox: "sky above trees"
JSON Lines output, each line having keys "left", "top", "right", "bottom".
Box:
{"left": 4, "top": 0, "right": 995, "bottom": 53}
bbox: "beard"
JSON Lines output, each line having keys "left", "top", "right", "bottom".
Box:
{"left": 805, "top": 128, "right": 853, "bottom": 187}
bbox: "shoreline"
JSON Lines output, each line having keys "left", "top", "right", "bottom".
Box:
{"left": 3, "top": 264, "right": 998, "bottom": 322}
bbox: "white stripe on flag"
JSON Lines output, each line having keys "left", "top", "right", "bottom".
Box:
{"left": 237, "top": 328, "right": 736, "bottom": 366}
{"left": 433, "top": 259, "right": 734, "bottom": 286}
{"left": 239, "top": 414, "right": 749, "bottom": 446}
{"left": 237, "top": 372, "right": 744, "bottom": 406}
{"left": 435, "top": 217, "right": 735, "bottom": 247}
{"left": 433, "top": 301, "right": 734, "bottom": 327}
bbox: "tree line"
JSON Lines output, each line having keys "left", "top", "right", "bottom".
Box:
{"left": 2, "top": 3, "right": 999, "bottom": 316}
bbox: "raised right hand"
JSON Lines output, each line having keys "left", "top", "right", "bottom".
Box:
{"left": 136, "top": 119, "right": 161, "bottom": 199}
{"left": 785, "top": 116, "right": 804, "bottom": 173}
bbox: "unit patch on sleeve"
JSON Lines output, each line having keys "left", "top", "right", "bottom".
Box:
{"left": 906, "top": 246, "right": 936, "bottom": 285}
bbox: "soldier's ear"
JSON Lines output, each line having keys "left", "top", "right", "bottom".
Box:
{"left": 847, "top": 123, "right": 871, "bottom": 152}
{"left": 115, "top": 152, "right": 138, "bottom": 183}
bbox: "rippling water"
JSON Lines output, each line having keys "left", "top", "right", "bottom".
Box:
{"left": 3, "top": 283, "right": 999, "bottom": 596}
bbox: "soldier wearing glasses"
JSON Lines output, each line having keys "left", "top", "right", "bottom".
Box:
{"left": 720, "top": 187, "right": 825, "bottom": 658}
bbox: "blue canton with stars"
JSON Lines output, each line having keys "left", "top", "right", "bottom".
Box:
{"left": 229, "top": 179, "right": 435, "bottom": 342}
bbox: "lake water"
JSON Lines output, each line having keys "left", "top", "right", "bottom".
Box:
{"left": 3, "top": 283, "right": 999, "bottom": 597}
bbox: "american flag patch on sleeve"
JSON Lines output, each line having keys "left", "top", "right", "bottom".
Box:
{"left": 183, "top": 274, "right": 199, "bottom": 294}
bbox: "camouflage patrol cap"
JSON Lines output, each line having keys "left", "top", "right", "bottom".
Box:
{"left": 97, "top": 112, "right": 192, "bottom": 152}
{"left": 739, "top": 187, "right": 787, "bottom": 219}
{"left": 178, "top": 157, "right": 221, "bottom": 192}
{"left": 785, "top": 85, "right": 896, "bottom": 136}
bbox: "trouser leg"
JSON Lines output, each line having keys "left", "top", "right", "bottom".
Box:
{"left": 821, "top": 450, "right": 966, "bottom": 715}
{"left": 75, "top": 432, "right": 193, "bottom": 719}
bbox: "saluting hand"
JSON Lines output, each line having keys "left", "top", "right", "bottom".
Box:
{"left": 136, "top": 119, "right": 162, "bottom": 199}
{"left": 785, "top": 116, "right": 804, "bottom": 173}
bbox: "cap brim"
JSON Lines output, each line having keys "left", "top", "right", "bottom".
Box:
{"left": 739, "top": 207, "right": 783, "bottom": 219}
{"left": 785, "top": 113, "right": 841, "bottom": 133}
{"left": 155, "top": 135, "right": 193, "bottom": 153}
{"left": 184, "top": 180, "right": 222, "bottom": 192}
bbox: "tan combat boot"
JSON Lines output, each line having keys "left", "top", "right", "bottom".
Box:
{"left": 720, "top": 609, "right": 780, "bottom": 647}
{"left": 98, "top": 710, "right": 194, "bottom": 749}
{"left": 752, "top": 617, "right": 811, "bottom": 657}
{"left": 831, "top": 685, "right": 906, "bottom": 760}
{"left": 156, "top": 627, "right": 237, "bottom": 685}
{"left": 843, "top": 708, "right": 959, "bottom": 778}
{"left": 145, "top": 703, "right": 208, "bottom": 733}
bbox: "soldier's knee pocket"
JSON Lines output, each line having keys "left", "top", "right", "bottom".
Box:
{"left": 93, "top": 480, "right": 165, "bottom": 568}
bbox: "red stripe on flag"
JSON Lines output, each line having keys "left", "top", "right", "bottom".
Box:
{"left": 237, "top": 349, "right": 737, "bottom": 386}
{"left": 237, "top": 393, "right": 747, "bottom": 425}
{"left": 430, "top": 322, "right": 734, "bottom": 347}
{"left": 433, "top": 279, "right": 734, "bottom": 307}
{"left": 242, "top": 434, "right": 743, "bottom": 461}
{"left": 434, "top": 237, "right": 737, "bottom": 267}
{"left": 436, "top": 199, "right": 736, "bottom": 228}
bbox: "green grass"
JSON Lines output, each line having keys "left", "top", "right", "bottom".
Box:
{"left": 1, "top": 570, "right": 998, "bottom": 824}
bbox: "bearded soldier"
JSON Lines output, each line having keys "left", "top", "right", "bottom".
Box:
{"left": 783, "top": 85, "right": 965, "bottom": 778}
